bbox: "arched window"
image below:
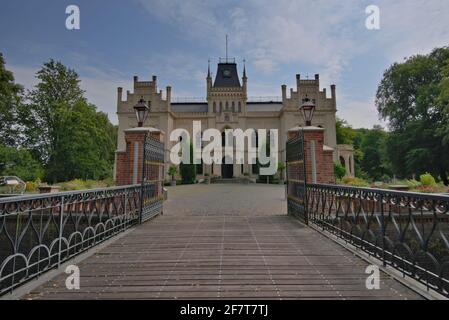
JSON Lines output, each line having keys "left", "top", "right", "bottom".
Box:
{"left": 238, "top": 101, "right": 241, "bottom": 113}
{"left": 219, "top": 101, "right": 223, "bottom": 113}
{"left": 225, "top": 101, "right": 229, "bottom": 110}
{"left": 213, "top": 102, "right": 216, "bottom": 113}
{"left": 232, "top": 101, "right": 235, "bottom": 112}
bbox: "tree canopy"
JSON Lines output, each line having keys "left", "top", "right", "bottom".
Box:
{"left": 0, "top": 53, "right": 117, "bottom": 183}
{"left": 0, "top": 53, "right": 23, "bottom": 147}
{"left": 376, "top": 47, "right": 449, "bottom": 184}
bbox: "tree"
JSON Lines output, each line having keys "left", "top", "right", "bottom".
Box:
{"left": 336, "top": 118, "right": 356, "bottom": 145}
{"left": 45, "top": 101, "right": 117, "bottom": 182}
{"left": 376, "top": 46, "right": 449, "bottom": 184}
{"left": 359, "top": 126, "right": 392, "bottom": 180}
{"left": 0, "top": 53, "right": 23, "bottom": 147}
{"left": 0, "top": 145, "right": 43, "bottom": 181}
{"left": 20, "top": 59, "right": 85, "bottom": 164}
{"left": 15, "top": 59, "right": 117, "bottom": 183}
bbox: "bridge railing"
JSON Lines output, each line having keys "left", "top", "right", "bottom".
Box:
{"left": 306, "top": 183, "right": 449, "bottom": 296}
{"left": 0, "top": 184, "right": 156, "bottom": 296}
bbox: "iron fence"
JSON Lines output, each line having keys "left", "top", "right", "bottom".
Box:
{"left": 0, "top": 184, "right": 157, "bottom": 295}
{"left": 306, "top": 183, "right": 449, "bottom": 296}
{"left": 286, "top": 133, "right": 308, "bottom": 224}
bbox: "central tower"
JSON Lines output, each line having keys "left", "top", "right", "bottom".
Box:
{"left": 207, "top": 57, "right": 247, "bottom": 120}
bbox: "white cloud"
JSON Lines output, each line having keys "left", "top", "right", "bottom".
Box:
{"left": 9, "top": 1, "right": 449, "bottom": 128}
{"left": 337, "top": 95, "right": 387, "bottom": 129}
{"left": 377, "top": 0, "right": 449, "bottom": 62}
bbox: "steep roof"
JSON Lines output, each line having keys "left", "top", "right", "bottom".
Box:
{"left": 246, "top": 102, "right": 283, "bottom": 112}
{"left": 171, "top": 103, "right": 208, "bottom": 113}
{"left": 213, "top": 63, "right": 241, "bottom": 87}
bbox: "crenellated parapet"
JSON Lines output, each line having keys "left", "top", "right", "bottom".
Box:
{"left": 117, "top": 75, "right": 172, "bottom": 115}
{"left": 281, "top": 74, "right": 337, "bottom": 113}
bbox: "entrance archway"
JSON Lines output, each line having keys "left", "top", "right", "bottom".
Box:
{"left": 221, "top": 157, "right": 233, "bottom": 178}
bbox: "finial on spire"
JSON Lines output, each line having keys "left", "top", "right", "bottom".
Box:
{"left": 243, "top": 58, "right": 247, "bottom": 78}
{"left": 225, "top": 34, "right": 228, "bottom": 61}
{"left": 207, "top": 59, "right": 211, "bottom": 78}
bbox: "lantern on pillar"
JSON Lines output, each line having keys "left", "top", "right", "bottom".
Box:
{"left": 133, "top": 97, "right": 150, "bottom": 127}
{"left": 300, "top": 96, "right": 316, "bottom": 126}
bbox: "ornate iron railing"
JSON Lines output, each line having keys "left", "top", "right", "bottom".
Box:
{"left": 140, "top": 134, "right": 165, "bottom": 223}
{"left": 306, "top": 183, "right": 449, "bottom": 296}
{"left": 0, "top": 184, "right": 156, "bottom": 295}
{"left": 286, "top": 132, "right": 308, "bottom": 224}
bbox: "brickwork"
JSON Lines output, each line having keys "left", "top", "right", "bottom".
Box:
{"left": 115, "top": 128, "right": 164, "bottom": 186}
{"left": 288, "top": 127, "right": 335, "bottom": 185}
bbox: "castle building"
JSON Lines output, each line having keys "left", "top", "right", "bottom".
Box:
{"left": 115, "top": 58, "right": 354, "bottom": 180}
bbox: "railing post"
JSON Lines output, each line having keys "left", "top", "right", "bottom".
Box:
{"left": 58, "top": 196, "right": 64, "bottom": 267}
{"left": 380, "top": 194, "right": 386, "bottom": 267}
{"left": 139, "top": 134, "right": 148, "bottom": 224}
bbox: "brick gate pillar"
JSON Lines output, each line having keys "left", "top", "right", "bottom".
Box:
{"left": 287, "top": 126, "right": 335, "bottom": 184}
{"left": 115, "top": 127, "right": 165, "bottom": 186}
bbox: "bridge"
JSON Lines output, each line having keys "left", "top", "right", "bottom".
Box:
{"left": 1, "top": 129, "right": 448, "bottom": 300}
{"left": 1, "top": 184, "right": 429, "bottom": 300}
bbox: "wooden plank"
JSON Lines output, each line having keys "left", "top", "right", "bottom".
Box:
{"left": 22, "top": 185, "right": 424, "bottom": 300}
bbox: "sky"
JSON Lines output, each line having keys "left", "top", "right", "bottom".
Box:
{"left": 1, "top": 0, "right": 449, "bottom": 128}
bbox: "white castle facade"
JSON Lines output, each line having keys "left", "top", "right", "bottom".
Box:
{"left": 115, "top": 59, "right": 354, "bottom": 180}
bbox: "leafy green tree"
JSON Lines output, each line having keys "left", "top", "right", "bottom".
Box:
{"left": 20, "top": 59, "right": 85, "bottom": 163}
{"left": 0, "top": 145, "right": 43, "bottom": 181}
{"left": 0, "top": 53, "right": 23, "bottom": 147}
{"left": 359, "top": 126, "right": 392, "bottom": 180}
{"left": 45, "top": 101, "right": 117, "bottom": 182}
{"left": 15, "top": 59, "right": 117, "bottom": 182}
{"left": 376, "top": 46, "right": 449, "bottom": 184}
{"left": 336, "top": 118, "right": 356, "bottom": 145}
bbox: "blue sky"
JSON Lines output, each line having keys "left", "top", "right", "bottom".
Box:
{"left": 1, "top": 0, "right": 449, "bottom": 128}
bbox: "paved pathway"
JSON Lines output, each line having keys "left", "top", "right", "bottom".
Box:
{"left": 24, "top": 184, "right": 422, "bottom": 300}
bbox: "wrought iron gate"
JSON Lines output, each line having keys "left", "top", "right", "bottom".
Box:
{"left": 286, "top": 132, "right": 308, "bottom": 224}
{"left": 140, "top": 133, "right": 165, "bottom": 223}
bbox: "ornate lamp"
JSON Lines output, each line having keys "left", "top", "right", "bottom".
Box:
{"left": 134, "top": 97, "right": 150, "bottom": 127}
{"left": 300, "top": 95, "right": 316, "bottom": 126}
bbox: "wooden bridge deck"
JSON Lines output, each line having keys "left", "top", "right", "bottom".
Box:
{"left": 23, "top": 184, "right": 422, "bottom": 300}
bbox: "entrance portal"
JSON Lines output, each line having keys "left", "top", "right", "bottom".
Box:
{"left": 221, "top": 157, "right": 233, "bottom": 178}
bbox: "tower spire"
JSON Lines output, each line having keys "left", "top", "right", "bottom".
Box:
{"left": 207, "top": 59, "right": 211, "bottom": 78}
{"left": 243, "top": 58, "right": 247, "bottom": 78}
{"left": 225, "top": 34, "right": 228, "bottom": 62}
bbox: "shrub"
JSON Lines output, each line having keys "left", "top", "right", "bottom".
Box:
{"left": 406, "top": 179, "right": 422, "bottom": 188}
{"left": 415, "top": 185, "right": 440, "bottom": 193}
{"left": 341, "top": 176, "right": 370, "bottom": 187}
{"left": 420, "top": 173, "right": 437, "bottom": 187}
{"left": 59, "top": 179, "right": 110, "bottom": 191}
{"left": 25, "top": 179, "right": 41, "bottom": 192}
{"left": 333, "top": 162, "right": 346, "bottom": 180}
{"left": 168, "top": 165, "right": 178, "bottom": 180}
